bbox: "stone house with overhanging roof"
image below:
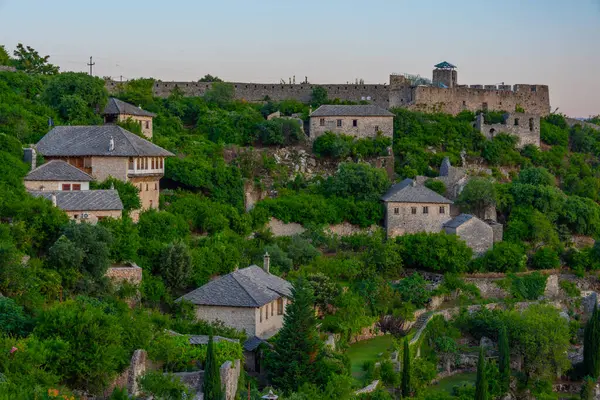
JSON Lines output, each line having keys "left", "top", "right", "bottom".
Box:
{"left": 177, "top": 254, "right": 292, "bottom": 340}
{"left": 24, "top": 160, "right": 94, "bottom": 192}
{"left": 103, "top": 97, "right": 156, "bottom": 139}
{"left": 443, "top": 213, "right": 497, "bottom": 255}
{"left": 29, "top": 189, "right": 123, "bottom": 223}
{"left": 34, "top": 125, "right": 173, "bottom": 211}
{"left": 309, "top": 104, "right": 394, "bottom": 140}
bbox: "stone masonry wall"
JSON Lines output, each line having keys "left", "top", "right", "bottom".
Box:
{"left": 220, "top": 359, "right": 241, "bottom": 400}
{"left": 195, "top": 305, "right": 257, "bottom": 336}
{"left": 446, "top": 218, "right": 494, "bottom": 256}
{"left": 385, "top": 202, "right": 452, "bottom": 237}
{"left": 309, "top": 115, "right": 394, "bottom": 140}
{"left": 91, "top": 156, "right": 128, "bottom": 181}
{"left": 475, "top": 113, "right": 540, "bottom": 148}
{"left": 105, "top": 264, "right": 143, "bottom": 285}
{"left": 129, "top": 176, "right": 160, "bottom": 210}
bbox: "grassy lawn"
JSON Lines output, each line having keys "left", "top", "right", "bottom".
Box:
{"left": 424, "top": 372, "right": 476, "bottom": 395}
{"left": 346, "top": 335, "right": 395, "bottom": 379}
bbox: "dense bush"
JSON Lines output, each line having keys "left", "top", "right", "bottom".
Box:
{"left": 397, "top": 232, "right": 472, "bottom": 273}
{"left": 313, "top": 132, "right": 391, "bottom": 159}
{"left": 471, "top": 242, "right": 526, "bottom": 273}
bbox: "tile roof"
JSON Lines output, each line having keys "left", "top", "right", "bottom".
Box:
{"left": 177, "top": 265, "right": 292, "bottom": 308}
{"left": 381, "top": 178, "right": 453, "bottom": 204}
{"left": 443, "top": 214, "right": 474, "bottom": 229}
{"left": 29, "top": 189, "right": 123, "bottom": 211}
{"left": 435, "top": 61, "right": 457, "bottom": 69}
{"left": 103, "top": 97, "right": 156, "bottom": 117}
{"left": 310, "top": 104, "right": 394, "bottom": 117}
{"left": 25, "top": 160, "right": 94, "bottom": 182}
{"left": 36, "top": 125, "right": 173, "bottom": 157}
{"left": 243, "top": 336, "right": 272, "bottom": 352}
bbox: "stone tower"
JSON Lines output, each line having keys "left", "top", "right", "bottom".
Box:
{"left": 432, "top": 61, "right": 457, "bottom": 88}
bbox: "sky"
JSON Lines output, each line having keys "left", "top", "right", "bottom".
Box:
{"left": 1, "top": 0, "right": 600, "bottom": 117}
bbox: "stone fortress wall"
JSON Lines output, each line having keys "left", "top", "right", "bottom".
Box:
{"left": 105, "top": 65, "right": 551, "bottom": 116}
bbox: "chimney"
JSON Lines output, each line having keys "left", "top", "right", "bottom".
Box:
{"left": 263, "top": 252, "right": 270, "bottom": 274}
{"left": 51, "top": 193, "right": 57, "bottom": 207}
{"left": 108, "top": 136, "right": 115, "bottom": 152}
{"left": 23, "top": 148, "right": 37, "bottom": 171}
{"left": 411, "top": 180, "right": 416, "bottom": 187}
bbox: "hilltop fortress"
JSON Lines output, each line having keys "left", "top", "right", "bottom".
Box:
{"left": 106, "top": 62, "right": 550, "bottom": 116}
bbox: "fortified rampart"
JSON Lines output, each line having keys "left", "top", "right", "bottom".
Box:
{"left": 105, "top": 62, "right": 551, "bottom": 116}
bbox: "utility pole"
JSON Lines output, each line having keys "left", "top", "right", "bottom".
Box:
{"left": 87, "top": 56, "right": 95, "bottom": 76}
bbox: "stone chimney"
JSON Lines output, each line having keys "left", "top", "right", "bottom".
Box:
{"left": 263, "top": 252, "right": 270, "bottom": 274}
{"left": 23, "top": 148, "right": 36, "bottom": 171}
{"left": 109, "top": 136, "right": 115, "bottom": 152}
{"left": 51, "top": 194, "right": 57, "bottom": 207}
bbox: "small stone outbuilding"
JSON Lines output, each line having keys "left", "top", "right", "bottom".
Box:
{"left": 443, "top": 214, "right": 495, "bottom": 256}
{"left": 103, "top": 97, "right": 156, "bottom": 139}
{"left": 29, "top": 189, "right": 123, "bottom": 223}
{"left": 309, "top": 104, "right": 394, "bottom": 140}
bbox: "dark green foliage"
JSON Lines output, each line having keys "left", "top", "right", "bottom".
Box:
{"left": 322, "top": 163, "right": 389, "bottom": 202}
{"left": 139, "top": 371, "right": 191, "bottom": 400}
{"left": 474, "top": 346, "right": 488, "bottom": 400}
{"left": 313, "top": 132, "right": 391, "bottom": 159}
{"left": 116, "top": 116, "right": 144, "bottom": 137}
{"left": 517, "top": 167, "right": 555, "bottom": 186}
{"left": 99, "top": 217, "right": 140, "bottom": 263}
{"left": 0, "top": 45, "right": 10, "bottom": 65}
{"left": 397, "top": 232, "right": 472, "bottom": 273}
{"left": 12, "top": 43, "right": 59, "bottom": 74}
{"left": 267, "top": 278, "right": 323, "bottom": 392}
{"left": 581, "top": 376, "right": 596, "bottom": 400}
{"left": 498, "top": 325, "right": 510, "bottom": 395}
{"left": 92, "top": 177, "right": 141, "bottom": 213}
{"left": 203, "top": 335, "right": 223, "bottom": 400}
{"left": 560, "top": 280, "right": 581, "bottom": 298}
{"left": 306, "top": 273, "right": 342, "bottom": 312}
{"left": 503, "top": 272, "right": 548, "bottom": 300}
{"left": 402, "top": 338, "right": 411, "bottom": 397}
{"left": 472, "top": 242, "right": 526, "bottom": 273}
{"left": 0, "top": 297, "right": 31, "bottom": 336}
{"left": 504, "top": 206, "right": 560, "bottom": 250}
{"left": 311, "top": 86, "right": 328, "bottom": 107}
{"left": 160, "top": 241, "right": 192, "bottom": 293}
{"left": 456, "top": 178, "right": 496, "bottom": 219}
{"left": 482, "top": 134, "right": 521, "bottom": 166}
{"left": 424, "top": 179, "right": 446, "bottom": 195}
{"left": 199, "top": 74, "right": 223, "bottom": 82}
{"left": 583, "top": 304, "right": 600, "bottom": 378}
{"left": 203, "top": 82, "right": 235, "bottom": 106}
{"left": 393, "top": 273, "right": 431, "bottom": 308}
{"left": 530, "top": 247, "right": 560, "bottom": 270}
{"left": 540, "top": 120, "right": 569, "bottom": 146}
{"left": 256, "top": 118, "right": 303, "bottom": 145}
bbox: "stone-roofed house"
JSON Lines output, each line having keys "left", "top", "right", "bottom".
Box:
{"left": 177, "top": 254, "right": 292, "bottom": 339}
{"left": 35, "top": 125, "right": 173, "bottom": 210}
{"left": 24, "top": 160, "right": 94, "bottom": 191}
{"left": 309, "top": 104, "right": 394, "bottom": 140}
{"left": 103, "top": 97, "right": 156, "bottom": 139}
{"left": 30, "top": 189, "right": 123, "bottom": 223}
{"left": 381, "top": 178, "right": 453, "bottom": 237}
{"left": 443, "top": 214, "right": 495, "bottom": 255}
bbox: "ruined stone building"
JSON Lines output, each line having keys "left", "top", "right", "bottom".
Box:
{"left": 23, "top": 158, "right": 123, "bottom": 222}
{"left": 107, "top": 61, "right": 550, "bottom": 116}
{"left": 103, "top": 97, "right": 156, "bottom": 139}
{"left": 308, "top": 104, "right": 394, "bottom": 140}
{"left": 443, "top": 214, "right": 498, "bottom": 255}
{"left": 34, "top": 125, "right": 173, "bottom": 210}
{"left": 177, "top": 254, "right": 291, "bottom": 340}
{"left": 475, "top": 112, "right": 541, "bottom": 148}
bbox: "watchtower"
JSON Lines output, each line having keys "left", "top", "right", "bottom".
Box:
{"left": 432, "top": 61, "right": 457, "bottom": 88}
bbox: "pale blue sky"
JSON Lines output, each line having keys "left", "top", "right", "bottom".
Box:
{"left": 1, "top": 0, "right": 599, "bottom": 116}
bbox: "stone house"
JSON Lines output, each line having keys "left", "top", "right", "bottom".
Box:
{"left": 381, "top": 178, "right": 453, "bottom": 237}
{"left": 177, "top": 254, "right": 292, "bottom": 339}
{"left": 309, "top": 104, "right": 394, "bottom": 140}
{"left": 24, "top": 160, "right": 94, "bottom": 191}
{"left": 443, "top": 214, "right": 495, "bottom": 255}
{"left": 29, "top": 189, "right": 123, "bottom": 223}
{"left": 35, "top": 125, "right": 173, "bottom": 210}
{"left": 475, "top": 112, "right": 540, "bottom": 148}
{"left": 103, "top": 97, "right": 156, "bottom": 139}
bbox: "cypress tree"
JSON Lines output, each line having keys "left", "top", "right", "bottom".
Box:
{"left": 203, "top": 335, "right": 223, "bottom": 400}
{"left": 475, "top": 346, "right": 489, "bottom": 400}
{"left": 401, "top": 338, "right": 411, "bottom": 398}
{"left": 498, "top": 324, "right": 510, "bottom": 394}
{"left": 266, "top": 278, "right": 322, "bottom": 392}
{"left": 584, "top": 303, "right": 600, "bottom": 378}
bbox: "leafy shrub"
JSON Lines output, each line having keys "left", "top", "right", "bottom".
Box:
{"left": 424, "top": 179, "right": 446, "bottom": 195}
{"left": 530, "top": 247, "right": 560, "bottom": 270}
{"left": 500, "top": 272, "right": 548, "bottom": 300}
{"left": 313, "top": 132, "right": 391, "bottom": 159}
{"left": 517, "top": 167, "right": 555, "bottom": 186}
{"left": 0, "top": 297, "right": 31, "bottom": 336}
{"left": 540, "top": 120, "right": 569, "bottom": 146}
{"left": 322, "top": 163, "right": 390, "bottom": 202}
{"left": 138, "top": 371, "right": 191, "bottom": 400}
{"left": 471, "top": 242, "right": 526, "bottom": 273}
{"left": 559, "top": 280, "right": 581, "bottom": 298}
{"left": 393, "top": 273, "right": 431, "bottom": 308}
{"left": 482, "top": 134, "right": 521, "bottom": 166}
{"left": 397, "top": 232, "right": 472, "bottom": 273}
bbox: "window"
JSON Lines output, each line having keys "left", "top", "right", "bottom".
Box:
{"left": 336, "top": 119, "right": 342, "bottom": 127}
{"left": 146, "top": 121, "right": 150, "bottom": 129}
{"left": 411, "top": 207, "right": 417, "bottom": 215}
{"left": 271, "top": 302, "right": 274, "bottom": 316}
{"left": 74, "top": 214, "right": 79, "bottom": 219}
{"left": 146, "top": 184, "right": 149, "bottom": 191}
{"left": 462, "top": 100, "right": 466, "bottom": 106}
{"left": 72, "top": 184, "right": 81, "bottom": 191}
{"left": 62, "top": 184, "right": 71, "bottom": 191}
{"left": 374, "top": 125, "right": 379, "bottom": 133}
{"left": 439, "top": 206, "right": 445, "bottom": 214}
{"left": 266, "top": 305, "right": 269, "bottom": 320}
{"left": 319, "top": 118, "right": 325, "bottom": 126}
{"left": 259, "top": 307, "right": 262, "bottom": 322}
{"left": 160, "top": 159, "right": 164, "bottom": 169}
{"left": 529, "top": 118, "right": 534, "bottom": 131}
{"left": 394, "top": 207, "right": 399, "bottom": 215}
{"left": 352, "top": 119, "right": 358, "bottom": 127}
{"left": 129, "top": 157, "right": 134, "bottom": 170}
{"left": 514, "top": 118, "right": 520, "bottom": 126}
{"left": 423, "top": 206, "right": 429, "bottom": 214}
{"left": 155, "top": 183, "right": 158, "bottom": 190}
{"left": 277, "top": 298, "right": 284, "bottom": 315}
{"left": 151, "top": 158, "right": 155, "bottom": 169}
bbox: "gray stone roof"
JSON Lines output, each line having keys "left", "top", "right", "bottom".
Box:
{"left": 103, "top": 97, "right": 156, "bottom": 117}
{"left": 443, "top": 214, "right": 474, "bottom": 229}
{"left": 381, "top": 179, "right": 453, "bottom": 204}
{"left": 165, "top": 330, "right": 239, "bottom": 345}
{"left": 29, "top": 190, "right": 123, "bottom": 211}
{"left": 24, "top": 160, "right": 94, "bottom": 182}
{"left": 310, "top": 105, "right": 394, "bottom": 117}
{"left": 36, "top": 125, "right": 173, "bottom": 157}
{"left": 177, "top": 265, "right": 292, "bottom": 308}
{"left": 440, "top": 157, "right": 451, "bottom": 177}
{"left": 243, "top": 336, "right": 272, "bottom": 352}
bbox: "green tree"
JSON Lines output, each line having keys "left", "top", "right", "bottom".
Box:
{"left": 60, "top": 222, "right": 113, "bottom": 280}
{"left": 498, "top": 325, "right": 510, "bottom": 395}
{"left": 199, "top": 74, "right": 223, "bottom": 82}
{"left": 203, "top": 335, "right": 223, "bottom": 400}
{"left": 267, "top": 278, "right": 322, "bottom": 392}
{"left": 323, "top": 163, "right": 390, "bottom": 202}
{"left": 584, "top": 304, "right": 600, "bottom": 378}
{"left": 160, "top": 241, "right": 192, "bottom": 293}
{"left": 311, "top": 87, "right": 328, "bottom": 107}
{"left": 456, "top": 178, "right": 497, "bottom": 219}
{"left": 0, "top": 45, "right": 11, "bottom": 65}
{"left": 581, "top": 376, "right": 596, "bottom": 400}
{"left": 306, "top": 273, "right": 341, "bottom": 313}
{"left": 47, "top": 235, "right": 84, "bottom": 289}
{"left": 401, "top": 338, "right": 411, "bottom": 398}
{"left": 517, "top": 167, "right": 555, "bottom": 186}
{"left": 424, "top": 179, "right": 446, "bottom": 196}
{"left": 12, "top": 43, "right": 59, "bottom": 74}
{"left": 475, "top": 346, "right": 488, "bottom": 400}
{"left": 397, "top": 232, "right": 472, "bottom": 273}
{"left": 204, "top": 82, "right": 235, "bottom": 106}
{"left": 99, "top": 217, "right": 140, "bottom": 263}
{"left": 0, "top": 297, "right": 31, "bottom": 337}
{"left": 92, "top": 177, "right": 141, "bottom": 213}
